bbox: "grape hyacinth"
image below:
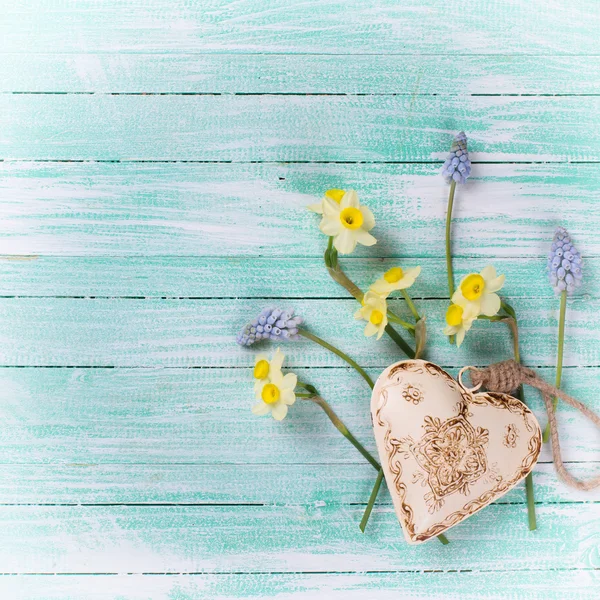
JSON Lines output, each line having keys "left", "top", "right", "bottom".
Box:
{"left": 548, "top": 226, "right": 583, "bottom": 295}
{"left": 442, "top": 131, "right": 472, "bottom": 185}
{"left": 236, "top": 307, "right": 303, "bottom": 346}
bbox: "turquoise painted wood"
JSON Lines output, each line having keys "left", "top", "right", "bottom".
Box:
{"left": 1, "top": 1, "right": 600, "bottom": 598}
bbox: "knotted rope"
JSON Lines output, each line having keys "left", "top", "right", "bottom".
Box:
{"left": 464, "top": 359, "right": 600, "bottom": 491}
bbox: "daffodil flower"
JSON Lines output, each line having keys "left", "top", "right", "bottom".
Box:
{"left": 355, "top": 291, "right": 388, "bottom": 340}
{"left": 253, "top": 348, "right": 285, "bottom": 394}
{"left": 307, "top": 188, "right": 346, "bottom": 214}
{"left": 252, "top": 360, "right": 298, "bottom": 422}
{"left": 454, "top": 265, "right": 505, "bottom": 317}
{"left": 369, "top": 266, "right": 421, "bottom": 297}
{"left": 319, "top": 190, "right": 376, "bottom": 255}
{"left": 443, "top": 294, "right": 479, "bottom": 347}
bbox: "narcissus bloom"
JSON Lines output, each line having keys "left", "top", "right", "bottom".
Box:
{"left": 252, "top": 351, "right": 297, "bottom": 421}
{"left": 318, "top": 190, "right": 376, "bottom": 254}
{"left": 370, "top": 266, "right": 421, "bottom": 296}
{"left": 443, "top": 294, "right": 479, "bottom": 347}
{"left": 253, "top": 348, "right": 285, "bottom": 394}
{"left": 307, "top": 188, "right": 346, "bottom": 214}
{"left": 355, "top": 291, "right": 388, "bottom": 340}
{"left": 453, "top": 265, "right": 505, "bottom": 317}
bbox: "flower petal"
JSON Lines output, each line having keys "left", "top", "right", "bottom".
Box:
{"left": 271, "top": 402, "right": 288, "bottom": 421}
{"left": 369, "top": 279, "right": 392, "bottom": 296}
{"left": 281, "top": 372, "right": 297, "bottom": 391}
{"left": 480, "top": 292, "right": 501, "bottom": 317}
{"left": 354, "top": 228, "right": 377, "bottom": 247}
{"left": 334, "top": 229, "right": 357, "bottom": 254}
{"left": 360, "top": 205, "right": 375, "bottom": 230}
{"left": 252, "top": 401, "right": 271, "bottom": 416}
{"left": 480, "top": 265, "right": 497, "bottom": 282}
{"left": 364, "top": 321, "right": 378, "bottom": 337}
{"left": 319, "top": 215, "right": 342, "bottom": 236}
{"left": 281, "top": 389, "right": 296, "bottom": 405}
{"left": 270, "top": 348, "right": 285, "bottom": 372}
{"left": 444, "top": 325, "right": 459, "bottom": 335}
{"left": 486, "top": 274, "right": 506, "bottom": 294}
{"left": 322, "top": 197, "right": 341, "bottom": 216}
{"left": 341, "top": 190, "right": 359, "bottom": 209}
{"left": 307, "top": 201, "right": 324, "bottom": 214}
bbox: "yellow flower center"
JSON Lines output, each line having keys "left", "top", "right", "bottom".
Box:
{"left": 369, "top": 310, "right": 384, "bottom": 325}
{"left": 253, "top": 359, "right": 270, "bottom": 380}
{"left": 261, "top": 383, "right": 280, "bottom": 404}
{"left": 325, "top": 189, "right": 345, "bottom": 203}
{"left": 446, "top": 304, "right": 464, "bottom": 327}
{"left": 461, "top": 274, "right": 485, "bottom": 301}
{"left": 383, "top": 267, "right": 404, "bottom": 283}
{"left": 339, "top": 207, "right": 363, "bottom": 230}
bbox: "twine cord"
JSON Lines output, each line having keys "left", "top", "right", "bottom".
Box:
{"left": 464, "top": 359, "right": 600, "bottom": 491}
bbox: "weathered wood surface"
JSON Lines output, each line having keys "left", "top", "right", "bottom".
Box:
{"left": 2, "top": 0, "right": 600, "bottom": 597}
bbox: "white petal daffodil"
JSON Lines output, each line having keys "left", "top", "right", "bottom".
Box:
{"left": 355, "top": 291, "right": 388, "bottom": 340}
{"left": 252, "top": 348, "right": 285, "bottom": 394}
{"left": 252, "top": 350, "right": 297, "bottom": 421}
{"left": 318, "top": 190, "right": 376, "bottom": 255}
{"left": 307, "top": 188, "right": 346, "bottom": 214}
{"left": 370, "top": 266, "right": 421, "bottom": 296}
{"left": 443, "top": 294, "right": 480, "bottom": 347}
{"left": 454, "top": 265, "right": 505, "bottom": 317}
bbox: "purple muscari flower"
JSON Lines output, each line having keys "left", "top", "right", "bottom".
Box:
{"left": 547, "top": 227, "right": 583, "bottom": 295}
{"left": 441, "top": 131, "right": 472, "bottom": 185}
{"left": 236, "top": 307, "right": 303, "bottom": 346}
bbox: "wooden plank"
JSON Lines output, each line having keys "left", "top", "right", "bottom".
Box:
{"left": 1, "top": 463, "right": 597, "bottom": 505}
{"left": 1, "top": 162, "right": 599, "bottom": 257}
{"left": 0, "top": 503, "right": 598, "bottom": 573}
{"left": 1, "top": 571, "right": 598, "bottom": 600}
{"left": 2, "top": 95, "right": 600, "bottom": 161}
{"left": 0, "top": 297, "right": 597, "bottom": 368}
{"left": 0, "top": 366, "right": 598, "bottom": 465}
{"left": 1, "top": 1, "right": 599, "bottom": 55}
{"left": 0, "top": 256, "right": 597, "bottom": 299}
{"left": 3, "top": 54, "right": 600, "bottom": 94}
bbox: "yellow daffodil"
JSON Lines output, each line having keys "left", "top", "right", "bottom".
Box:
{"left": 370, "top": 266, "right": 421, "bottom": 296}
{"left": 453, "top": 265, "right": 505, "bottom": 317}
{"left": 253, "top": 348, "right": 285, "bottom": 394}
{"left": 355, "top": 291, "right": 388, "bottom": 340}
{"left": 307, "top": 188, "right": 346, "bottom": 214}
{"left": 252, "top": 367, "right": 298, "bottom": 421}
{"left": 443, "top": 294, "right": 479, "bottom": 347}
{"left": 318, "top": 190, "right": 376, "bottom": 254}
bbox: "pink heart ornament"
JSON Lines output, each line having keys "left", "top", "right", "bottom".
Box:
{"left": 371, "top": 360, "right": 542, "bottom": 544}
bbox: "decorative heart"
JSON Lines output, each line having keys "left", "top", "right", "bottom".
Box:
{"left": 371, "top": 359, "right": 542, "bottom": 544}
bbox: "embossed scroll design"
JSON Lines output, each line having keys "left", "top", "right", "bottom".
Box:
{"left": 375, "top": 361, "right": 541, "bottom": 543}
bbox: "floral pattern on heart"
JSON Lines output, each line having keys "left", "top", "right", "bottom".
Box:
{"left": 399, "top": 415, "right": 490, "bottom": 513}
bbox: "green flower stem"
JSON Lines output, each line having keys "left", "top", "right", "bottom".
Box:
{"left": 543, "top": 290, "right": 567, "bottom": 443}
{"left": 360, "top": 473, "right": 449, "bottom": 544}
{"left": 401, "top": 289, "right": 421, "bottom": 321}
{"left": 445, "top": 180, "right": 456, "bottom": 298}
{"left": 360, "top": 469, "right": 384, "bottom": 533}
{"left": 302, "top": 393, "right": 380, "bottom": 471}
{"left": 499, "top": 301, "right": 537, "bottom": 531}
{"left": 299, "top": 390, "right": 386, "bottom": 534}
{"left": 387, "top": 312, "right": 416, "bottom": 332}
{"left": 297, "top": 329, "right": 374, "bottom": 389}
{"left": 323, "top": 238, "right": 415, "bottom": 358}
{"left": 384, "top": 324, "right": 416, "bottom": 359}
{"left": 445, "top": 180, "right": 457, "bottom": 345}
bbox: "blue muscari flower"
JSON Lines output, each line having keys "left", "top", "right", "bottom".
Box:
{"left": 441, "top": 131, "right": 472, "bottom": 184}
{"left": 236, "top": 307, "right": 303, "bottom": 346}
{"left": 547, "top": 227, "right": 583, "bottom": 295}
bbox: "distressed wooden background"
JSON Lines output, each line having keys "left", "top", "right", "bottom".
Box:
{"left": 1, "top": 1, "right": 600, "bottom": 598}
